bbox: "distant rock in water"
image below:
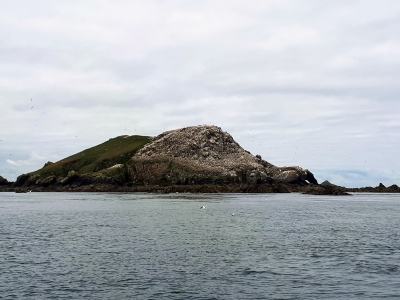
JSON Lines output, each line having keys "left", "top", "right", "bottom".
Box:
{"left": 128, "top": 125, "right": 317, "bottom": 186}
{"left": 347, "top": 182, "right": 400, "bottom": 193}
{"left": 320, "top": 180, "right": 340, "bottom": 187}
{"left": 303, "top": 185, "right": 351, "bottom": 196}
{"left": 387, "top": 184, "right": 400, "bottom": 192}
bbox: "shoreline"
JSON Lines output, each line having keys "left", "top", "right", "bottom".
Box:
{"left": 0, "top": 183, "right": 351, "bottom": 195}
{"left": 2, "top": 182, "right": 399, "bottom": 195}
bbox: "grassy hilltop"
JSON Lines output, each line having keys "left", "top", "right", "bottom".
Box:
{"left": 30, "top": 135, "right": 151, "bottom": 179}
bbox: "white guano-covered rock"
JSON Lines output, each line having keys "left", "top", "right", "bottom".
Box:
{"left": 129, "top": 125, "right": 317, "bottom": 185}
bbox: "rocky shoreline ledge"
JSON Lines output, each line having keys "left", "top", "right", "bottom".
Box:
{"left": 4, "top": 180, "right": 398, "bottom": 194}
{"left": 2, "top": 173, "right": 398, "bottom": 195}
{"left": 2, "top": 177, "right": 396, "bottom": 195}
{"left": 0, "top": 182, "right": 350, "bottom": 195}
{"left": 346, "top": 183, "right": 400, "bottom": 193}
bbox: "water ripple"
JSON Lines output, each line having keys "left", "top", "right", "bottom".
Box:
{"left": 1, "top": 192, "right": 400, "bottom": 299}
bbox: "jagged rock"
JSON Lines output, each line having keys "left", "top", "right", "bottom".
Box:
{"left": 272, "top": 170, "right": 299, "bottom": 183}
{"left": 82, "top": 174, "right": 120, "bottom": 185}
{"left": 387, "top": 184, "right": 400, "bottom": 192}
{"left": 272, "top": 183, "right": 291, "bottom": 193}
{"left": 59, "top": 171, "right": 121, "bottom": 187}
{"left": 276, "top": 166, "right": 318, "bottom": 185}
{"left": 0, "top": 175, "right": 9, "bottom": 185}
{"left": 43, "top": 161, "right": 54, "bottom": 168}
{"left": 26, "top": 175, "right": 40, "bottom": 186}
{"left": 38, "top": 175, "right": 57, "bottom": 187}
{"left": 128, "top": 125, "right": 317, "bottom": 186}
{"left": 61, "top": 170, "right": 79, "bottom": 186}
{"left": 346, "top": 183, "right": 400, "bottom": 193}
{"left": 15, "top": 174, "right": 31, "bottom": 186}
{"left": 303, "top": 185, "right": 351, "bottom": 196}
{"left": 320, "top": 180, "right": 338, "bottom": 187}
{"left": 15, "top": 173, "right": 41, "bottom": 187}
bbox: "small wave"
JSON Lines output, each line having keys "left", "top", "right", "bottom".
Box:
{"left": 239, "top": 268, "right": 268, "bottom": 275}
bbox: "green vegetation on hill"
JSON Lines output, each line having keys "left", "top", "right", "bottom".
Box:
{"left": 30, "top": 135, "right": 151, "bottom": 179}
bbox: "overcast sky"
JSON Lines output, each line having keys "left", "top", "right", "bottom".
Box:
{"left": 1, "top": 0, "right": 399, "bottom": 187}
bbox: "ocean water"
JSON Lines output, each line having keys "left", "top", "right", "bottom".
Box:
{"left": 1, "top": 192, "right": 400, "bottom": 299}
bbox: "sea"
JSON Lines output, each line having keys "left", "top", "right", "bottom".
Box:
{"left": 1, "top": 192, "right": 400, "bottom": 300}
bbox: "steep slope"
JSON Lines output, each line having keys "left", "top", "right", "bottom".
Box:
{"left": 0, "top": 175, "right": 9, "bottom": 185}
{"left": 128, "top": 125, "right": 317, "bottom": 185}
{"left": 27, "top": 135, "right": 151, "bottom": 180}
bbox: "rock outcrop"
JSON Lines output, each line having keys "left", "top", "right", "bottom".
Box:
{"left": 303, "top": 185, "right": 351, "bottom": 196}
{"left": 320, "top": 180, "right": 339, "bottom": 187}
{"left": 13, "top": 170, "right": 123, "bottom": 189}
{"left": 15, "top": 174, "right": 31, "bottom": 186}
{"left": 128, "top": 125, "right": 317, "bottom": 186}
{"left": 43, "top": 161, "right": 54, "bottom": 168}
{"left": 0, "top": 175, "right": 9, "bottom": 185}
{"left": 347, "top": 183, "right": 400, "bottom": 193}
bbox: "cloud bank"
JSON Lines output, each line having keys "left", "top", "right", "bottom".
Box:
{"left": 1, "top": 0, "right": 399, "bottom": 187}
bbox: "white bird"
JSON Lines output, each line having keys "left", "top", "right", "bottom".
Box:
{"left": 200, "top": 205, "right": 207, "bottom": 209}
{"left": 232, "top": 213, "right": 235, "bottom": 216}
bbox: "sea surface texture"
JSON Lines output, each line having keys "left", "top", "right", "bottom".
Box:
{"left": 1, "top": 192, "right": 400, "bottom": 299}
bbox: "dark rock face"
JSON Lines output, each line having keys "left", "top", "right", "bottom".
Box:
{"left": 306, "top": 171, "right": 319, "bottom": 185}
{"left": 15, "top": 174, "right": 31, "bottom": 186}
{"left": 347, "top": 183, "right": 400, "bottom": 193}
{"left": 128, "top": 125, "right": 317, "bottom": 186}
{"left": 10, "top": 170, "right": 121, "bottom": 190}
{"left": 303, "top": 185, "right": 351, "bottom": 196}
{"left": 61, "top": 171, "right": 79, "bottom": 186}
{"left": 58, "top": 171, "right": 121, "bottom": 186}
{"left": 37, "top": 175, "right": 57, "bottom": 187}
{"left": 15, "top": 174, "right": 43, "bottom": 187}
{"left": 320, "top": 180, "right": 335, "bottom": 187}
{"left": 0, "top": 175, "right": 9, "bottom": 185}
{"left": 387, "top": 184, "right": 400, "bottom": 192}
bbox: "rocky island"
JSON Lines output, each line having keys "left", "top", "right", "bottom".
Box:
{"left": 0, "top": 125, "right": 385, "bottom": 195}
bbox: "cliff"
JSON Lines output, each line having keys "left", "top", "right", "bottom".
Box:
{"left": 128, "top": 125, "right": 317, "bottom": 186}
{"left": 0, "top": 175, "right": 9, "bottom": 185}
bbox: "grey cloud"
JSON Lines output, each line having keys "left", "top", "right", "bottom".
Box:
{"left": 0, "top": 1, "right": 400, "bottom": 185}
